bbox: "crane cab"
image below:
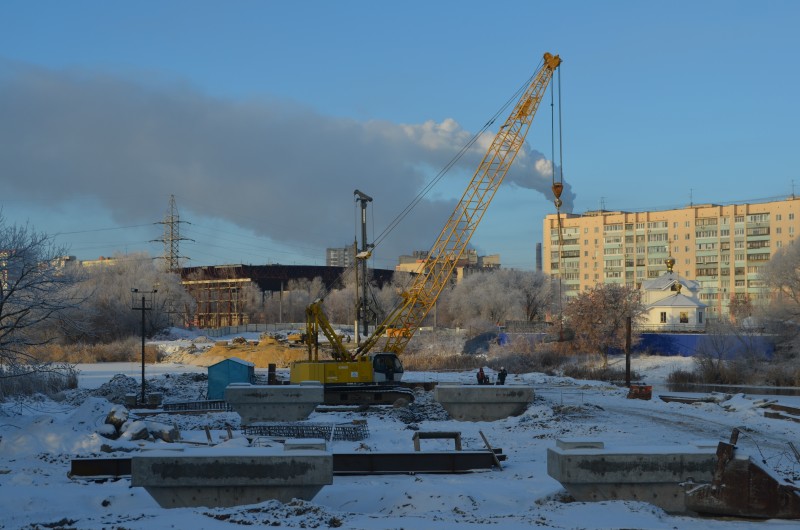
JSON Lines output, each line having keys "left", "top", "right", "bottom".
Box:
{"left": 370, "top": 352, "right": 404, "bottom": 383}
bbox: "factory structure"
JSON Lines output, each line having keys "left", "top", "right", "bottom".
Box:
{"left": 543, "top": 195, "right": 800, "bottom": 319}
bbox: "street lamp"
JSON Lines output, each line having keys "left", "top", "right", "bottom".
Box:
{"left": 131, "top": 288, "right": 157, "bottom": 405}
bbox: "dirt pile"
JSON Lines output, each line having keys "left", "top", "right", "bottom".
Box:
{"left": 183, "top": 341, "right": 313, "bottom": 368}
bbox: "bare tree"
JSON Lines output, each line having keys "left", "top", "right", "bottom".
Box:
{"left": 0, "top": 215, "right": 84, "bottom": 375}
{"left": 563, "top": 283, "right": 645, "bottom": 367}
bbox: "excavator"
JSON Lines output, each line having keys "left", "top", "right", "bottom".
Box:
{"left": 290, "top": 52, "right": 562, "bottom": 404}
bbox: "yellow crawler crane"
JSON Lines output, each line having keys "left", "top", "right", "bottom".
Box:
{"left": 291, "top": 52, "right": 562, "bottom": 403}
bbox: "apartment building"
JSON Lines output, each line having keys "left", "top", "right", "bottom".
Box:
{"left": 542, "top": 196, "right": 800, "bottom": 318}
{"left": 325, "top": 245, "right": 356, "bottom": 268}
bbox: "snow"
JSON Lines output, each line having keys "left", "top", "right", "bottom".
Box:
{"left": 2, "top": 333, "right": 800, "bottom": 528}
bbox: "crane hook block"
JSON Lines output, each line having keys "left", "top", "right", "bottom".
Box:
{"left": 552, "top": 182, "right": 564, "bottom": 200}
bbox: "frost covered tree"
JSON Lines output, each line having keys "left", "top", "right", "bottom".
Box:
{"left": 65, "top": 252, "right": 195, "bottom": 342}
{"left": 443, "top": 269, "right": 556, "bottom": 330}
{"left": 0, "top": 214, "right": 84, "bottom": 374}
{"left": 760, "top": 240, "right": 800, "bottom": 357}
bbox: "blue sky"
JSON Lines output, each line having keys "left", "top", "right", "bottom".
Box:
{"left": 1, "top": 1, "right": 798, "bottom": 270}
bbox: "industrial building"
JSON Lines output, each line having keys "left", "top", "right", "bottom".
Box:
{"left": 542, "top": 196, "right": 800, "bottom": 318}
{"left": 180, "top": 264, "right": 395, "bottom": 328}
{"left": 395, "top": 249, "right": 501, "bottom": 284}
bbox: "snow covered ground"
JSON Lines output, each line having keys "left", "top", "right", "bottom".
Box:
{"left": 2, "top": 334, "right": 799, "bottom": 529}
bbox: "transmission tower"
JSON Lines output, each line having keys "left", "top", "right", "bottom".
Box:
{"left": 154, "top": 194, "right": 192, "bottom": 272}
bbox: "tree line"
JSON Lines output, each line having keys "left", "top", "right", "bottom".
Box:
{"left": 3, "top": 212, "right": 800, "bottom": 384}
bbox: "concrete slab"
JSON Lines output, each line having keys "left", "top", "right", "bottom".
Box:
{"left": 131, "top": 447, "right": 332, "bottom": 508}
{"left": 284, "top": 439, "right": 327, "bottom": 451}
{"left": 547, "top": 439, "right": 718, "bottom": 513}
{"left": 225, "top": 383, "right": 323, "bottom": 424}
{"left": 433, "top": 385, "right": 534, "bottom": 421}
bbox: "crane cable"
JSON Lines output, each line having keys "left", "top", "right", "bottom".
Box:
{"left": 371, "top": 57, "right": 548, "bottom": 250}
{"left": 550, "top": 66, "right": 566, "bottom": 338}
{"left": 305, "top": 58, "right": 550, "bottom": 322}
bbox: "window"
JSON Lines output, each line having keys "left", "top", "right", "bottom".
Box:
{"left": 660, "top": 312, "right": 667, "bottom": 323}
{"left": 679, "top": 312, "right": 689, "bottom": 324}
{"left": 698, "top": 312, "right": 703, "bottom": 324}
{"left": 790, "top": 213, "right": 795, "bottom": 220}
{"left": 776, "top": 214, "right": 782, "bottom": 221}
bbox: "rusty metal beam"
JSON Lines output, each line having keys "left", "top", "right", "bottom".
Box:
{"left": 71, "top": 450, "right": 505, "bottom": 480}
{"left": 70, "top": 457, "right": 131, "bottom": 479}
{"left": 332, "top": 451, "right": 502, "bottom": 474}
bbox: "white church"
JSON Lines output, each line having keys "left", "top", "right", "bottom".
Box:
{"left": 640, "top": 256, "right": 707, "bottom": 331}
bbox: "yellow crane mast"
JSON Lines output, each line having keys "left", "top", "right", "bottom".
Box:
{"left": 291, "top": 52, "right": 561, "bottom": 401}
{"left": 358, "top": 52, "right": 562, "bottom": 356}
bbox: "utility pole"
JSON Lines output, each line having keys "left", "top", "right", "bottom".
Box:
{"left": 353, "top": 239, "right": 360, "bottom": 346}
{"left": 154, "top": 194, "right": 192, "bottom": 272}
{"left": 354, "top": 190, "right": 373, "bottom": 342}
{"left": 131, "top": 288, "right": 157, "bottom": 404}
{"left": 625, "top": 316, "right": 632, "bottom": 387}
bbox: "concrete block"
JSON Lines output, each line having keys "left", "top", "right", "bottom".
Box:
{"left": 434, "top": 384, "right": 534, "bottom": 421}
{"left": 547, "top": 441, "right": 718, "bottom": 513}
{"left": 131, "top": 447, "right": 332, "bottom": 508}
{"left": 225, "top": 383, "right": 323, "bottom": 424}
{"left": 556, "top": 439, "right": 605, "bottom": 450}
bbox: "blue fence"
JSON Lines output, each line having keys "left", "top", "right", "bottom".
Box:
{"left": 635, "top": 333, "right": 774, "bottom": 359}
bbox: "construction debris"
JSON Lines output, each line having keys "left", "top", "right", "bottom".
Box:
{"left": 685, "top": 428, "right": 800, "bottom": 519}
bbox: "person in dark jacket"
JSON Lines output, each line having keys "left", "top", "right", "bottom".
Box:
{"left": 496, "top": 367, "right": 508, "bottom": 385}
{"left": 477, "top": 367, "right": 489, "bottom": 385}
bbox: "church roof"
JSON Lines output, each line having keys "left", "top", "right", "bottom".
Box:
{"left": 646, "top": 292, "right": 707, "bottom": 309}
{"left": 640, "top": 271, "right": 700, "bottom": 292}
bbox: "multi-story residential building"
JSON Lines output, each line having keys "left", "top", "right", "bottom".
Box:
{"left": 543, "top": 196, "right": 800, "bottom": 318}
{"left": 326, "top": 245, "right": 356, "bottom": 268}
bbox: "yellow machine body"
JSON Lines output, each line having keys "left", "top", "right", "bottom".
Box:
{"left": 290, "top": 357, "right": 374, "bottom": 384}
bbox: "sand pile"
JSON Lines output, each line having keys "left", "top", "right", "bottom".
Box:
{"left": 186, "top": 341, "right": 314, "bottom": 368}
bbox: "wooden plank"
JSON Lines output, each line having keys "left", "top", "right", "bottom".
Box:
{"left": 479, "top": 430, "right": 502, "bottom": 470}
